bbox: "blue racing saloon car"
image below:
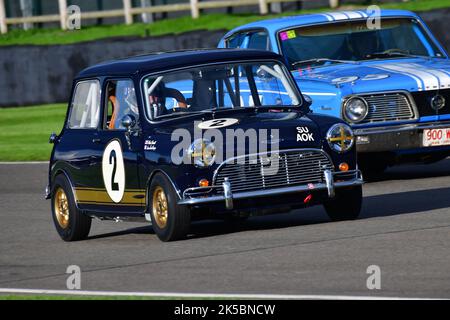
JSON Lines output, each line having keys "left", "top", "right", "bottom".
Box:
{"left": 219, "top": 10, "right": 450, "bottom": 175}
{"left": 46, "top": 49, "right": 363, "bottom": 242}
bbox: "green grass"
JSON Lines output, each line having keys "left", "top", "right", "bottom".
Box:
{"left": 0, "top": 104, "right": 66, "bottom": 161}
{"left": 0, "top": 0, "right": 448, "bottom": 46}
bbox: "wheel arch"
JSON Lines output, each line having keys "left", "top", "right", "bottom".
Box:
{"left": 145, "top": 169, "right": 182, "bottom": 212}
{"left": 50, "top": 169, "right": 79, "bottom": 209}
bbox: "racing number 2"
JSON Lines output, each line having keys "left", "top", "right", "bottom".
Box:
{"left": 102, "top": 140, "right": 126, "bottom": 203}
{"left": 109, "top": 150, "right": 119, "bottom": 191}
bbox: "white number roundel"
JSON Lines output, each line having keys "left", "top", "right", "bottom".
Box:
{"left": 102, "top": 140, "right": 125, "bottom": 203}
{"left": 198, "top": 118, "right": 239, "bottom": 129}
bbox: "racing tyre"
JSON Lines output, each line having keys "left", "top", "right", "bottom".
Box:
{"left": 324, "top": 186, "right": 362, "bottom": 221}
{"left": 51, "top": 174, "right": 91, "bottom": 241}
{"left": 149, "top": 173, "right": 191, "bottom": 241}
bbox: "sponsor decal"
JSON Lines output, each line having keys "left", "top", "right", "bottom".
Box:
{"left": 144, "top": 138, "right": 157, "bottom": 151}
{"left": 331, "top": 76, "right": 359, "bottom": 84}
{"left": 198, "top": 118, "right": 239, "bottom": 129}
{"left": 102, "top": 140, "right": 125, "bottom": 203}
{"left": 361, "top": 74, "right": 390, "bottom": 81}
{"left": 280, "top": 30, "right": 297, "bottom": 41}
{"left": 296, "top": 126, "right": 314, "bottom": 142}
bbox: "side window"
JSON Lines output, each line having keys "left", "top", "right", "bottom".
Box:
{"left": 226, "top": 32, "right": 246, "bottom": 49}
{"left": 104, "top": 79, "right": 139, "bottom": 130}
{"left": 68, "top": 80, "right": 101, "bottom": 129}
{"left": 247, "top": 31, "right": 270, "bottom": 51}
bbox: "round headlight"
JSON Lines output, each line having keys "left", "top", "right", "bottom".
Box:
{"left": 187, "top": 139, "right": 216, "bottom": 167}
{"left": 344, "top": 97, "right": 368, "bottom": 123}
{"left": 326, "top": 123, "right": 355, "bottom": 153}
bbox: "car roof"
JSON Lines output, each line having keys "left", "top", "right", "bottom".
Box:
{"left": 224, "top": 9, "right": 418, "bottom": 36}
{"left": 76, "top": 48, "right": 283, "bottom": 79}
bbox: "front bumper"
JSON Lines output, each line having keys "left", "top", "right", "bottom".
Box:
{"left": 178, "top": 170, "right": 363, "bottom": 210}
{"left": 354, "top": 121, "right": 450, "bottom": 153}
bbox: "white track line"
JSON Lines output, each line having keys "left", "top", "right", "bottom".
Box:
{"left": 0, "top": 161, "right": 48, "bottom": 165}
{"left": 0, "top": 288, "right": 443, "bottom": 300}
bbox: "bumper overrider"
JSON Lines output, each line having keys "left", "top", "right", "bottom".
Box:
{"left": 354, "top": 120, "right": 450, "bottom": 153}
{"left": 178, "top": 169, "right": 363, "bottom": 210}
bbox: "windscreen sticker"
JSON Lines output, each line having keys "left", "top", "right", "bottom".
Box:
{"left": 280, "top": 30, "right": 297, "bottom": 41}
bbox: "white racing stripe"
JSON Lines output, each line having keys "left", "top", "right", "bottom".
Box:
{"left": 327, "top": 12, "right": 350, "bottom": 21}
{"left": 0, "top": 288, "right": 443, "bottom": 300}
{"left": 321, "top": 13, "right": 334, "bottom": 21}
{"left": 341, "top": 11, "right": 364, "bottom": 19}
{"left": 356, "top": 10, "right": 368, "bottom": 18}
{"left": 382, "top": 63, "right": 440, "bottom": 90}
{"left": 374, "top": 65, "right": 424, "bottom": 91}
{"left": 409, "top": 63, "right": 450, "bottom": 89}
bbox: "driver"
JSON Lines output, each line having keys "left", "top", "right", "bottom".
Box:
{"left": 346, "top": 31, "right": 380, "bottom": 60}
{"left": 148, "top": 81, "right": 187, "bottom": 118}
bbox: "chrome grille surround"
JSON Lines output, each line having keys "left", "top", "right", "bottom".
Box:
{"left": 213, "top": 149, "right": 335, "bottom": 194}
{"left": 345, "top": 91, "right": 417, "bottom": 124}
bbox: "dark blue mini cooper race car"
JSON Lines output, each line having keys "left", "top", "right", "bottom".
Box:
{"left": 46, "top": 49, "right": 363, "bottom": 242}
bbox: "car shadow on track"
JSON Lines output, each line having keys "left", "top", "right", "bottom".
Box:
{"left": 366, "top": 158, "right": 450, "bottom": 182}
{"left": 87, "top": 225, "right": 154, "bottom": 240}
{"left": 86, "top": 159, "right": 450, "bottom": 241}
{"left": 87, "top": 186, "right": 450, "bottom": 241}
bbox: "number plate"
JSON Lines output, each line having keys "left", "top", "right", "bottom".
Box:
{"left": 423, "top": 128, "right": 450, "bottom": 147}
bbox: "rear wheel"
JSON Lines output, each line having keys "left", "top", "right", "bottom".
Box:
{"left": 51, "top": 175, "right": 91, "bottom": 241}
{"left": 149, "top": 173, "right": 191, "bottom": 242}
{"left": 324, "top": 186, "right": 362, "bottom": 221}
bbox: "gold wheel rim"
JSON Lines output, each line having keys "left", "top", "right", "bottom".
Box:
{"left": 152, "top": 186, "right": 168, "bottom": 229}
{"left": 54, "top": 187, "right": 70, "bottom": 229}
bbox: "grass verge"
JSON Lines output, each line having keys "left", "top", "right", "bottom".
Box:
{"left": 0, "top": 0, "right": 448, "bottom": 46}
{"left": 0, "top": 104, "right": 66, "bottom": 161}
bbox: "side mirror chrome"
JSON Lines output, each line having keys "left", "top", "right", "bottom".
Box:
{"left": 302, "top": 94, "right": 313, "bottom": 110}
{"left": 303, "top": 94, "right": 313, "bottom": 105}
{"left": 121, "top": 114, "right": 136, "bottom": 131}
{"left": 49, "top": 132, "right": 58, "bottom": 144}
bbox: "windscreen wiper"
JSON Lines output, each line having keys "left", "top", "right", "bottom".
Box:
{"left": 292, "top": 58, "right": 358, "bottom": 68}
{"left": 366, "top": 49, "right": 430, "bottom": 60}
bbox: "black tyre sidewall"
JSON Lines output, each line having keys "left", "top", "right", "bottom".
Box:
{"left": 51, "top": 174, "right": 91, "bottom": 241}
{"left": 149, "top": 173, "right": 190, "bottom": 242}
{"left": 324, "top": 185, "right": 362, "bottom": 221}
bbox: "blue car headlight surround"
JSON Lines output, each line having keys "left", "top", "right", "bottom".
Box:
{"left": 326, "top": 123, "right": 355, "bottom": 153}
{"left": 344, "top": 96, "right": 369, "bottom": 123}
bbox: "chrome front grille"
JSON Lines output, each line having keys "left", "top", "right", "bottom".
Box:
{"left": 214, "top": 150, "right": 334, "bottom": 193}
{"left": 361, "top": 92, "right": 415, "bottom": 123}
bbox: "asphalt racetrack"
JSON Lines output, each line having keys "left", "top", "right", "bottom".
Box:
{"left": 0, "top": 162, "right": 449, "bottom": 299}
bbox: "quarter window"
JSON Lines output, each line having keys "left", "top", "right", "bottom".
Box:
{"left": 68, "top": 80, "right": 101, "bottom": 129}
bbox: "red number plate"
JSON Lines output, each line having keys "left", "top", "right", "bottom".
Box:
{"left": 423, "top": 128, "right": 450, "bottom": 147}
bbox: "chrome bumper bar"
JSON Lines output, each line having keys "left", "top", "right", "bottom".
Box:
{"left": 353, "top": 120, "right": 450, "bottom": 136}
{"left": 178, "top": 170, "right": 363, "bottom": 210}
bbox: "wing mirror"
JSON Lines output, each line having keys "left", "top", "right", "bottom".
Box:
{"left": 49, "top": 132, "right": 59, "bottom": 144}
{"left": 303, "top": 94, "right": 313, "bottom": 109}
{"left": 121, "top": 114, "right": 136, "bottom": 131}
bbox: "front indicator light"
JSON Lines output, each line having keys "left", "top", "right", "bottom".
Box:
{"left": 199, "top": 179, "right": 210, "bottom": 187}
{"left": 339, "top": 162, "right": 349, "bottom": 172}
